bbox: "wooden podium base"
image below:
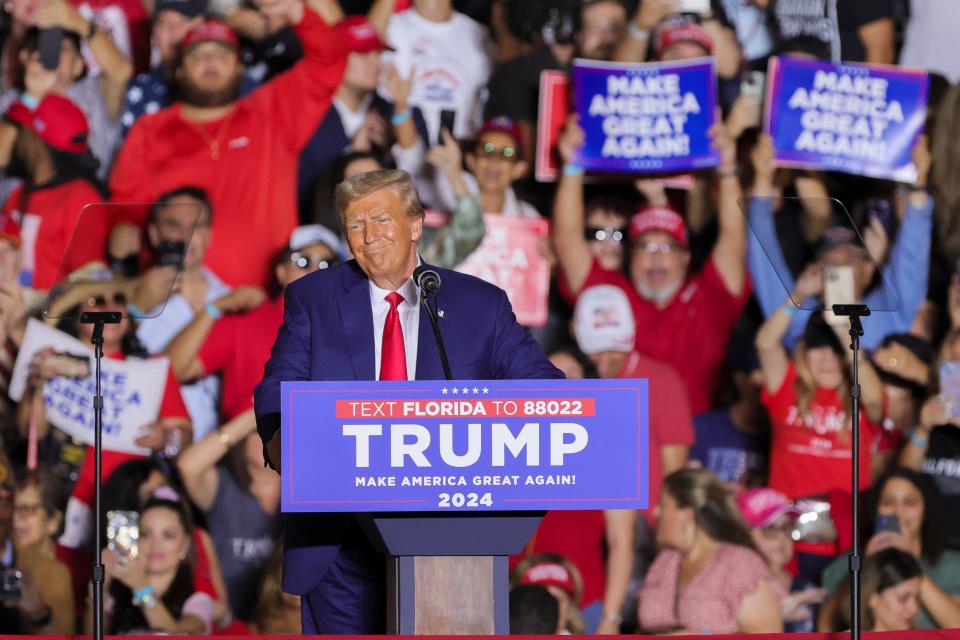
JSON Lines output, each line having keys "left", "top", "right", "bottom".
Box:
{"left": 386, "top": 555, "right": 510, "bottom": 635}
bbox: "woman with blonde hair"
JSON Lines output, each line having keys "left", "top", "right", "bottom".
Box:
{"left": 637, "top": 468, "right": 783, "bottom": 634}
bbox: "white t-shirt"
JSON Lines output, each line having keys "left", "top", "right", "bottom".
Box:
{"left": 900, "top": 0, "right": 960, "bottom": 83}
{"left": 384, "top": 9, "right": 492, "bottom": 142}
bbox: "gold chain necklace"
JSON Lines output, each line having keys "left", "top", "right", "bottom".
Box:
{"left": 187, "top": 107, "right": 237, "bottom": 160}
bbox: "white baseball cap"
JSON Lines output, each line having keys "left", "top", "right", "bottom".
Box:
{"left": 288, "top": 224, "right": 346, "bottom": 259}
{"left": 573, "top": 285, "right": 635, "bottom": 355}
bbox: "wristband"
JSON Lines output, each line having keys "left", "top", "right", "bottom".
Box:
{"left": 562, "top": 163, "right": 585, "bottom": 177}
{"left": 628, "top": 22, "right": 649, "bottom": 40}
{"left": 602, "top": 610, "right": 624, "bottom": 625}
{"left": 205, "top": 301, "right": 222, "bottom": 319}
{"left": 217, "top": 429, "right": 232, "bottom": 447}
{"left": 132, "top": 585, "right": 157, "bottom": 609}
{"left": 19, "top": 93, "right": 37, "bottom": 110}
{"left": 783, "top": 304, "right": 797, "bottom": 317}
{"left": 717, "top": 167, "right": 740, "bottom": 178}
{"left": 391, "top": 109, "right": 411, "bottom": 126}
{"left": 910, "top": 430, "right": 929, "bottom": 449}
{"left": 127, "top": 302, "right": 144, "bottom": 318}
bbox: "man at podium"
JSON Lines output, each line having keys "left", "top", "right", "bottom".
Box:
{"left": 254, "top": 169, "right": 562, "bottom": 634}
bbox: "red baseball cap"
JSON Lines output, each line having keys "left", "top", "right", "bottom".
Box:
{"left": 520, "top": 562, "right": 576, "bottom": 598}
{"left": 181, "top": 19, "right": 238, "bottom": 51}
{"left": 654, "top": 21, "right": 714, "bottom": 59}
{"left": 0, "top": 214, "right": 20, "bottom": 248}
{"left": 337, "top": 16, "right": 390, "bottom": 53}
{"left": 629, "top": 205, "right": 689, "bottom": 249}
{"left": 476, "top": 117, "right": 524, "bottom": 158}
{"left": 5, "top": 94, "right": 90, "bottom": 154}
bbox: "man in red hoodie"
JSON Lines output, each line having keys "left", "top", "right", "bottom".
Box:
{"left": 108, "top": 0, "right": 346, "bottom": 288}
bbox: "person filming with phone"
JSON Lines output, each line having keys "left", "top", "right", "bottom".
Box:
{"left": 817, "top": 469, "right": 960, "bottom": 631}
{"left": 95, "top": 487, "right": 216, "bottom": 634}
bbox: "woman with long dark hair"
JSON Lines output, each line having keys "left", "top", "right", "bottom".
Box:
{"left": 100, "top": 489, "right": 214, "bottom": 634}
{"left": 636, "top": 468, "right": 783, "bottom": 634}
{"left": 819, "top": 468, "right": 960, "bottom": 630}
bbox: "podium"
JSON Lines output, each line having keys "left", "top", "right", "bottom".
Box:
{"left": 282, "top": 379, "right": 649, "bottom": 635}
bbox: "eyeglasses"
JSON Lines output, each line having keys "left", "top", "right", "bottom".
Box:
{"left": 291, "top": 253, "right": 338, "bottom": 271}
{"left": 585, "top": 227, "right": 625, "bottom": 244}
{"left": 477, "top": 142, "right": 517, "bottom": 160}
{"left": 635, "top": 241, "right": 681, "bottom": 255}
{"left": 13, "top": 503, "right": 44, "bottom": 517}
{"left": 88, "top": 292, "right": 128, "bottom": 308}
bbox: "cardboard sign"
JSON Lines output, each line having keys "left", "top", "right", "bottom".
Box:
{"left": 281, "top": 379, "right": 649, "bottom": 513}
{"left": 572, "top": 57, "right": 719, "bottom": 173}
{"left": 10, "top": 319, "right": 168, "bottom": 455}
{"left": 765, "top": 56, "right": 929, "bottom": 181}
{"left": 456, "top": 215, "right": 550, "bottom": 327}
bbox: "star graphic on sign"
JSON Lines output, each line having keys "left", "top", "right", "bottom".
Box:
{"left": 441, "top": 387, "right": 448, "bottom": 395}
{"left": 482, "top": 387, "right": 489, "bottom": 394}
{"left": 452, "top": 387, "right": 459, "bottom": 394}
{"left": 462, "top": 387, "right": 470, "bottom": 394}
{"left": 472, "top": 387, "right": 479, "bottom": 394}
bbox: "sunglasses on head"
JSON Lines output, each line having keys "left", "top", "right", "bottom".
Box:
{"left": 88, "top": 292, "right": 128, "bottom": 308}
{"left": 291, "top": 253, "right": 338, "bottom": 271}
{"left": 477, "top": 142, "right": 517, "bottom": 160}
{"left": 584, "top": 226, "right": 625, "bottom": 243}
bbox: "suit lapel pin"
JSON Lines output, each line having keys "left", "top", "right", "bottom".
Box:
{"left": 438, "top": 309, "right": 445, "bottom": 318}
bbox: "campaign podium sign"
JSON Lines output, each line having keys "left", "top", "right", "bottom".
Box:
{"left": 282, "top": 378, "right": 649, "bottom": 633}
{"left": 765, "top": 55, "right": 929, "bottom": 181}
{"left": 572, "top": 57, "right": 719, "bottom": 174}
{"left": 281, "top": 378, "right": 649, "bottom": 513}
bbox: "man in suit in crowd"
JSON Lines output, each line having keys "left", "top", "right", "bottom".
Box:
{"left": 254, "top": 169, "right": 562, "bottom": 633}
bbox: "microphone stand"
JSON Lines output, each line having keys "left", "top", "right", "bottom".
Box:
{"left": 81, "top": 310, "right": 121, "bottom": 640}
{"left": 419, "top": 288, "right": 452, "bottom": 381}
{"left": 832, "top": 303, "right": 870, "bottom": 640}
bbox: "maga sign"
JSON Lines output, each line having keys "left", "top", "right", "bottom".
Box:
{"left": 281, "top": 379, "right": 648, "bottom": 512}
{"left": 572, "top": 57, "right": 719, "bottom": 173}
{"left": 765, "top": 56, "right": 929, "bottom": 181}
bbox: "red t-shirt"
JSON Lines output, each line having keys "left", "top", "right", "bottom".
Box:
{"left": 108, "top": 8, "right": 347, "bottom": 288}
{"left": 2, "top": 181, "right": 107, "bottom": 289}
{"left": 618, "top": 350, "right": 695, "bottom": 514}
{"left": 576, "top": 257, "right": 749, "bottom": 414}
{"left": 197, "top": 298, "right": 283, "bottom": 420}
{"left": 761, "top": 362, "right": 878, "bottom": 500}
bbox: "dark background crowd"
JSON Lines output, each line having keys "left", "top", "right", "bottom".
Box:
{"left": 0, "top": 0, "right": 958, "bottom": 635}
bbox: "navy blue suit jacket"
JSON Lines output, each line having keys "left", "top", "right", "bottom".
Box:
{"left": 253, "top": 259, "right": 562, "bottom": 594}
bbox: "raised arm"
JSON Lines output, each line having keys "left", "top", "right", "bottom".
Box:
{"left": 552, "top": 115, "right": 594, "bottom": 296}
{"left": 612, "top": 0, "right": 676, "bottom": 62}
{"left": 34, "top": 0, "right": 133, "bottom": 119}
{"left": 756, "top": 266, "right": 822, "bottom": 393}
{"left": 176, "top": 409, "right": 257, "bottom": 511}
{"left": 711, "top": 118, "right": 746, "bottom": 297}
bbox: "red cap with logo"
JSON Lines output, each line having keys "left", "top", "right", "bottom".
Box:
{"left": 520, "top": 562, "right": 576, "bottom": 598}
{"left": 337, "top": 15, "right": 390, "bottom": 53}
{"left": 629, "top": 205, "right": 689, "bottom": 248}
{"left": 476, "top": 117, "right": 524, "bottom": 158}
{"left": 5, "top": 94, "right": 90, "bottom": 154}
{"left": 181, "top": 19, "right": 239, "bottom": 51}
{"left": 654, "top": 21, "right": 714, "bottom": 59}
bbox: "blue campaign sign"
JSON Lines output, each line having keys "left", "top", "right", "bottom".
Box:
{"left": 572, "top": 57, "right": 719, "bottom": 174}
{"left": 765, "top": 56, "right": 929, "bottom": 181}
{"left": 281, "top": 379, "right": 649, "bottom": 513}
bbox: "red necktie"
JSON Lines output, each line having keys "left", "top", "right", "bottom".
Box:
{"left": 380, "top": 292, "right": 407, "bottom": 381}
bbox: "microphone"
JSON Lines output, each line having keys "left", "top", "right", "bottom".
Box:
{"left": 414, "top": 265, "right": 441, "bottom": 295}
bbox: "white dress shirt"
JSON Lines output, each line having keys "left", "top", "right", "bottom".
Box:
{"left": 370, "top": 276, "right": 420, "bottom": 380}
